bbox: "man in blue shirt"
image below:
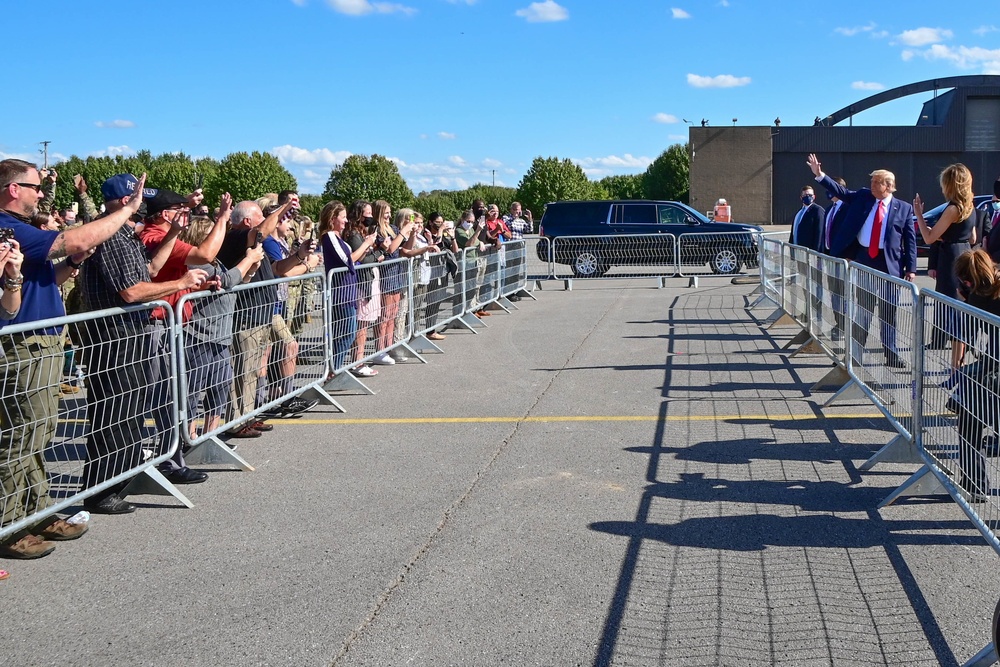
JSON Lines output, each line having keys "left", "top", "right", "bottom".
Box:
{"left": 0, "top": 159, "right": 144, "bottom": 559}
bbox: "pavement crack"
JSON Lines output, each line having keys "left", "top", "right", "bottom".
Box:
{"left": 327, "top": 288, "right": 624, "bottom": 665}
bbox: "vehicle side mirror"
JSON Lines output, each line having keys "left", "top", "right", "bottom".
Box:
{"left": 687, "top": 216, "right": 700, "bottom": 225}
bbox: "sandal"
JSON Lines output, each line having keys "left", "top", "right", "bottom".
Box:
{"left": 351, "top": 365, "right": 378, "bottom": 377}
{"left": 0, "top": 570, "right": 9, "bottom": 580}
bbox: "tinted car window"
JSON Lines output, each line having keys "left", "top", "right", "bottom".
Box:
{"left": 541, "top": 202, "right": 611, "bottom": 232}
{"left": 620, "top": 204, "right": 656, "bottom": 225}
{"left": 657, "top": 205, "right": 684, "bottom": 225}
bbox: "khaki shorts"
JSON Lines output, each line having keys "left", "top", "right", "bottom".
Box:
{"left": 270, "top": 313, "right": 295, "bottom": 346}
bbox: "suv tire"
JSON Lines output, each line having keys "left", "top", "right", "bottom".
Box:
{"left": 571, "top": 250, "right": 606, "bottom": 278}
{"left": 709, "top": 248, "right": 742, "bottom": 274}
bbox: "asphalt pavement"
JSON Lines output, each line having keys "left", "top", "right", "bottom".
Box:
{"left": 1, "top": 273, "right": 996, "bottom": 667}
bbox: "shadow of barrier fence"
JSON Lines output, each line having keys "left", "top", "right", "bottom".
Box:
{"left": 757, "top": 236, "right": 1000, "bottom": 667}
{"left": 0, "top": 240, "right": 532, "bottom": 543}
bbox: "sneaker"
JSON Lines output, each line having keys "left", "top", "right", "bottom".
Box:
{"left": 351, "top": 365, "right": 378, "bottom": 377}
{"left": 281, "top": 397, "right": 319, "bottom": 416}
{"left": 0, "top": 534, "right": 55, "bottom": 560}
{"left": 84, "top": 493, "right": 136, "bottom": 515}
{"left": 37, "top": 518, "right": 88, "bottom": 541}
{"left": 373, "top": 352, "right": 395, "bottom": 365}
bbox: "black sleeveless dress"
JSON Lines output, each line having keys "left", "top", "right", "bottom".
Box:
{"left": 933, "top": 203, "right": 975, "bottom": 341}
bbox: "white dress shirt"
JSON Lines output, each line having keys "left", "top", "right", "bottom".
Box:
{"left": 857, "top": 195, "right": 892, "bottom": 250}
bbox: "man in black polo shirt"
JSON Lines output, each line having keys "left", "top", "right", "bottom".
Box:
{"left": 79, "top": 174, "right": 209, "bottom": 515}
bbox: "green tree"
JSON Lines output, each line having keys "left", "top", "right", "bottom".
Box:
{"left": 413, "top": 191, "right": 462, "bottom": 222}
{"left": 323, "top": 154, "right": 413, "bottom": 209}
{"left": 297, "top": 194, "right": 325, "bottom": 222}
{"left": 216, "top": 151, "right": 297, "bottom": 204}
{"left": 598, "top": 173, "right": 644, "bottom": 200}
{"left": 516, "top": 156, "right": 600, "bottom": 216}
{"left": 642, "top": 143, "right": 690, "bottom": 203}
{"left": 450, "top": 184, "right": 518, "bottom": 213}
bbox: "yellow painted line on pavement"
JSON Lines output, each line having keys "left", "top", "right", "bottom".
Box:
{"left": 278, "top": 413, "right": 890, "bottom": 425}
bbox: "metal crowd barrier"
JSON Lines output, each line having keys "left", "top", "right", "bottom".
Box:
{"left": 406, "top": 248, "right": 468, "bottom": 353}
{"left": 750, "top": 234, "right": 784, "bottom": 311}
{"left": 0, "top": 302, "right": 183, "bottom": 542}
{"left": 176, "top": 271, "right": 336, "bottom": 471}
{"left": 548, "top": 233, "right": 678, "bottom": 285}
{"left": 675, "top": 230, "right": 760, "bottom": 277}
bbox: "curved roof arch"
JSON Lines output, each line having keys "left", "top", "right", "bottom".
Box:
{"left": 824, "top": 74, "right": 1000, "bottom": 126}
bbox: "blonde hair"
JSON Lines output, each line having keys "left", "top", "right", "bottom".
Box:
{"left": 179, "top": 216, "right": 215, "bottom": 246}
{"left": 868, "top": 169, "right": 896, "bottom": 193}
{"left": 940, "top": 163, "right": 974, "bottom": 221}
{"left": 372, "top": 200, "right": 393, "bottom": 238}
{"left": 955, "top": 249, "right": 1000, "bottom": 299}
{"left": 394, "top": 208, "right": 414, "bottom": 231}
{"left": 255, "top": 194, "right": 277, "bottom": 212}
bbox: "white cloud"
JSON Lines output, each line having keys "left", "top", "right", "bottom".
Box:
{"left": 573, "top": 154, "right": 653, "bottom": 171}
{"left": 515, "top": 0, "right": 568, "bottom": 23}
{"left": 851, "top": 80, "right": 886, "bottom": 91}
{"left": 302, "top": 169, "right": 326, "bottom": 181}
{"left": 668, "top": 134, "right": 687, "bottom": 141}
{"left": 897, "top": 27, "right": 953, "bottom": 46}
{"left": 94, "top": 119, "right": 136, "bottom": 129}
{"left": 437, "top": 131, "right": 457, "bottom": 140}
{"left": 974, "top": 25, "right": 998, "bottom": 36}
{"left": 835, "top": 22, "right": 876, "bottom": 37}
{"left": 90, "top": 145, "right": 134, "bottom": 158}
{"left": 671, "top": 8, "right": 690, "bottom": 19}
{"left": 907, "top": 43, "right": 1000, "bottom": 73}
{"left": 652, "top": 112, "right": 679, "bottom": 124}
{"left": 419, "top": 133, "right": 428, "bottom": 140}
{"left": 719, "top": 0, "right": 729, "bottom": 6}
{"left": 446, "top": 0, "right": 477, "bottom": 4}
{"left": 324, "top": 0, "right": 416, "bottom": 15}
{"left": 481, "top": 157, "right": 502, "bottom": 168}
{"left": 271, "top": 145, "right": 352, "bottom": 166}
{"left": 448, "top": 155, "right": 466, "bottom": 166}
{"left": 872, "top": 30, "right": 889, "bottom": 39}
{"left": 687, "top": 73, "right": 751, "bottom": 88}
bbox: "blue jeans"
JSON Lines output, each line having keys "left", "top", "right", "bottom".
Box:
{"left": 331, "top": 303, "right": 358, "bottom": 371}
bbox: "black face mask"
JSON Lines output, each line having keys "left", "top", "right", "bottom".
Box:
{"left": 364, "top": 216, "right": 375, "bottom": 231}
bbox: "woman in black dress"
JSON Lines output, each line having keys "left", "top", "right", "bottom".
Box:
{"left": 915, "top": 163, "right": 977, "bottom": 373}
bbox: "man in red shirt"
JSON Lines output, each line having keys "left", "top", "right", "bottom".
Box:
{"left": 138, "top": 187, "right": 234, "bottom": 482}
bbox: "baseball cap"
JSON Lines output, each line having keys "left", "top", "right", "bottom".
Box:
{"left": 101, "top": 174, "right": 139, "bottom": 201}
{"left": 144, "top": 188, "right": 190, "bottom": 216}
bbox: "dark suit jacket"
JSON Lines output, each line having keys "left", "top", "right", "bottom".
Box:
{"left": 818, "top": 175, "right": 917, "bottom": 278}
{"left": 788, "top": 203, "right": 825, "bottom": 252}
{"left": 823, "top": 200, "right": 848, "bottom": 254}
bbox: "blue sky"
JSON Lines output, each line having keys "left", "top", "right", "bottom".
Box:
{"left": 3, "top": 0, "right": 999, "bottom": 193}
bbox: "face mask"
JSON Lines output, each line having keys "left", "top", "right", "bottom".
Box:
{"left": 461, "top": 221, "right": 472, "bottom": 230}
{"left": 801, "top": 195, "right": 815, "bottom": 205}
{"left": 993, "top": 202, "right": 1000, "bottom": 212}
{"left": 364, "top": 216, "right": 375, "bottom": 226}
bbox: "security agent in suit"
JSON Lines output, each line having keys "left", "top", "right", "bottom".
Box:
{"left": 807, "top": 154, "right": 916, "bottom": 368}
{"left": 788, "top": 185, "right": 826, "bottom": 320}
{"left": 823, "top": 179, "right": 849, "bottom": 339}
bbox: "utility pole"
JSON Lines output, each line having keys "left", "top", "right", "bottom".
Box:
{"left": 492, "top": 169, "right": 495, "bottom": 186}
{"left": 39, "top": 141, "right": 51, "bottom": 169}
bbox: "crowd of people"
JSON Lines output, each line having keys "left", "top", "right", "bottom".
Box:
{"left": 0, "top": 158, "right": 534, "bottom": 563}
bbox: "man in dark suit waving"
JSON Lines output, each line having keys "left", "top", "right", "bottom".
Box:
{"left": 807, "top": 154, "right": 916, "bottom": 368}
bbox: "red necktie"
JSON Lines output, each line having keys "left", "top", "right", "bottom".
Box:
{"left": 869, "top": 200, "right": 884, "bottom": 259}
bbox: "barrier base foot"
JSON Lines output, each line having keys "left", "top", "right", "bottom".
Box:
{"left": 812, "top": 365, "right": 851, "bottom": 392}
{"left": 962, "top": 642, "right": 997, "bottom": 667}
{"left": 563, "top": 279, "right": 573, "bottom": 291}
{"left": 790, "top": 336, "right": 825, "bottom": 357}
{"left": 185, "top": 435, "right": 254, "bottom": 471}
{"left": 823, "top": 377, "right": 865, "bottom": 406}
{"left": 519, "top": 287, "right": 538, "bottom": 301}
{"left": 300, "top": 384, "right": 346, "bottom": 411}
{"left": 861, "top": 434, "right": 919, "bottom": 471}
{"left": 120, "top": 466, "right": 194, "bottom": 508}
{"left": 768, "top": 312, "right": 798, "bottom": 328}
{"left": 397, "top": 341, "right": 428, "bottom": 364}
{"left": 879, "top": 465, "right": 948, "bottom": 507}
{"left": 749, "top": 293, "right": 778, "bottom": 309}
{"left": 657, "top": 277, "right": 667, "bottom": 289}
{"left": 688, "top": 276, "right": 699, "bottom": 288}
{"left": 461, "top": 313, "right": 486, "bottom": 330}
{"left": 495, "top": 296, "right": 515, "bottom": 312}
{"left": 749, "top": 282, "right": 763, "bottom": 296}
{"left": 409, "top": 334, "right": 444, "bottom": 355}
{"left": 324, "top": 371, "right": 374, "bottom": 395}
{"left": 782, "top": 329, "right": 811, "bottom": 350}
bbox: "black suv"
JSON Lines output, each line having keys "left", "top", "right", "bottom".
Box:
{"left": 536, "top": 200, "right": 764, "bottom": 276}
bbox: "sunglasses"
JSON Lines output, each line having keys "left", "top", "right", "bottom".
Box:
{"left": 9, "top": 182, "right": 41, "bottom": 192}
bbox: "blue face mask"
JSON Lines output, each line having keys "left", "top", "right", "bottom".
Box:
{"left": 801, "top": 195, "right": 815, "bottom": 205}
{"left": 993, "top": 201, "right": 1000, "bottom": 212}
